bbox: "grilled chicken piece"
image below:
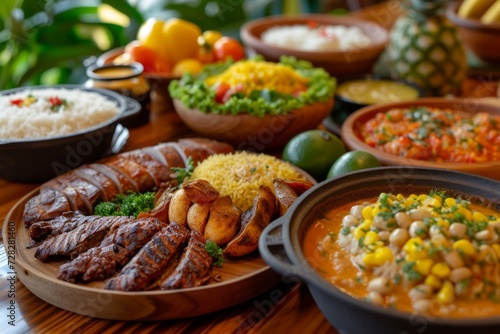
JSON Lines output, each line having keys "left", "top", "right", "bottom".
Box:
{"left": 204, "top": 195, "right": 241, "bottom": 246}
{"left": 34, "top": 216, "right": 131, "bottom": 262}
{"left": 159, "top": 230, "right": 212, "bottom": 289}
{"left": 29, "top": 212, "right": 87, "bottom": 241}
{"left": 57, "top": 218, "right": 165, "bottom": 283}
{"left": 22, "top": 138, "right": 235, "bottom": 225}
{"left": 23, "top": 188, "right": 71, "bottom": 227}
{"left": 183, "top": 179, "right": 219, "bottom": 204}
{"left": 187, "top": 203, "right": 211, "bottom": 235}
{"left": 104, "top": 223, "right": 190, "bottom": 291}
{"left": 224, "top": 185, "right": 276, "bottom": 257}
{"left": 168, "top": 188, "right": 192, "bottom": 225}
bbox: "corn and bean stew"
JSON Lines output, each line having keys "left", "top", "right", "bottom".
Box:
{"left": 303, "top": 191, "right": 500, "bottom": 317}
{"left": 360, "top": 107, "right": 500, "bottom": 163}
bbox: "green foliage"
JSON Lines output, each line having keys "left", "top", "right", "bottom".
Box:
{"left": 205, "top": 240, "right": 224, "bottom": 267}
{"left": 0, "top": 0, "right": 317, "bottom": 89}
{"left": 93, "top": 191, "right": 156, "bottom": 217}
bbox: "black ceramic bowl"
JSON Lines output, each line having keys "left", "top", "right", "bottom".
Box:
{"left": 0, "top": 85, "right": 140, "bottom": 183}
{"left": 259, "top": 167, "right": 500, "bottom": 334}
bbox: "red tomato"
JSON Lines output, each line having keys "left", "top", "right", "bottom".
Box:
{"left": 153, "top": 58, "right": 172, "bottom": 74}
{"left": 214, "top": 82, "right": 230, "bottom": 103}
{"left": 213, "top": 37, "right": 245, "bottom": 62}
{"left": 124, "top": 41, "right": 158, "bottom": 73}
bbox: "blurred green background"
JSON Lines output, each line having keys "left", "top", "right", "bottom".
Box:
{"left": 0, "top": 0, "right": 362, "bottom": 89}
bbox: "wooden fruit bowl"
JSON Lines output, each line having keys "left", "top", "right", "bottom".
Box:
{"left": 173, "top": 98, "right": 334, "bottom": 150}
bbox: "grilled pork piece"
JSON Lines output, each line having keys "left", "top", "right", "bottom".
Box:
{"left": 34, "top": 216, "right": 132, "bottom": 262}
{"left": 29, "top": 212, "right": 87, "bottom": 241}
{"left": 57, "top": 218, "right": 164, "bottom": 283}
{"left": 159, "top": 230, "right": 212, "bottom": 289}
{"left": 22, "top": 138, "right": 235, "bottom": 225}
{"left": 104, "top": 223, "right": 190, "bottom": 291}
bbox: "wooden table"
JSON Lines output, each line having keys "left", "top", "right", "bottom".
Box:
{"left": 1, "top": 2, "right": 499, "bottom": 333}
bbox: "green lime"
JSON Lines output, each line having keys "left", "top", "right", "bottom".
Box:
{"left": 282, "top": 130, "right": 346, "bottom": 180}
{"left": 327, "top": 150, "right": 382, "bottom": 179}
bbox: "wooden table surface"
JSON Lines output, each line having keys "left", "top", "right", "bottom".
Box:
{"left": 1, "top": 2, "right": 499, "bottom": 333}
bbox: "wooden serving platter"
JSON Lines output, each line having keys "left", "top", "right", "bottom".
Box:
{"left": 5, "top": 188, "right": 282, "bottom": 321}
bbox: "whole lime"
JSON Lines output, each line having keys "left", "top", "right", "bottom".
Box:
{"left": 327, "top": 150, "right": 382, "bottom": 179}
{"left": 282, "top": 130, "right": 346, "bottom": 180}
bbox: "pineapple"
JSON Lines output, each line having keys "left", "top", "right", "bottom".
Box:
{"left": 385, "top": 0, "right": 467, "bottom": 96}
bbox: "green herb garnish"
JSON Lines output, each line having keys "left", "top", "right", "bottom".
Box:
{"left": 93, "top": 192, "right": 155, "bottom": 217}
{"left": 171, "top": 156, "right": 194, "bottom": 187}
{"left": 205, "top": 240, "right": 224, "bottom": 267}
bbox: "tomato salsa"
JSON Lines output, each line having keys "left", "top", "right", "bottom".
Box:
{"left": 360, "top": 107, "right": 500, "bottom": 163}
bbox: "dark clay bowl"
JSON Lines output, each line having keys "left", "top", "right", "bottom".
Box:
{"left": 0, "top": 85, "right": 140, "bottom": 183}
{"left": 259, "top": 167, "right": 500, "bottom": 334}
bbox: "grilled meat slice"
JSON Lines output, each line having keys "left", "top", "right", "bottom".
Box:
{"left": 23, "top": 188, "right": 71, "bottom": 227}
{"left": 34, "top": 216, "right": 131, "bottom": 262}
{"left": 159, "top": 230, "right": 212, "bottom": 289}
{"left": 29, "top": 212, "right": 87, "bottom": 241}
{"left": 57, "top": 218, "right": 165, "bottom": 283}
{"left": 22, "top": 138, "right": 235, "bottom": 225}
{"left": 104, "top": 223, "right": 190, "bottom": 291}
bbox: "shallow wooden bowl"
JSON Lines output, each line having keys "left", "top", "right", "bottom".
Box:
{"left": 173, "top": 98, "right": 334, "bottom": 150}
{"left": 341, "top": 98, "right": 500, "bottom": 180}
{"left": 446, "top": 2, "right": 500, "bottom": 64}
{"left": 240, "top": 14, "right": 388, "bottom": 78}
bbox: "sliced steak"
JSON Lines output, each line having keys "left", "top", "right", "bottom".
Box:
{"left": 34, "top": 216, "right": 131, "bottom": 262}
{"left": 104, "top": 223, "right": 190, "bottom": 291}
{"left": 29, "top": 212, "right": 88, "bottom": 241}
{"left": 23, "top": 188, "right": 71, "bottom": 226}
{"left": 159, "top": 230, "right": 212, "bottom": 290}
{"left": 57, "top": 218, "right": 165, "bottom": 283}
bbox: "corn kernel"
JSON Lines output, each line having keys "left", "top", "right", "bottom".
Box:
{"left": 415, "top": 259, "right": 434, "bottom": 276}
{"left": 432, "top": 194, "right": 443, "bottom": 203}
{"left": 435, "top": 218, "right": 450, "bottom": 229}
{"left": 403, "top": 237, "right": 424, "bottom": 253}
{"left": 445, "top": 197, "right": 456, "bottom": 207}
{"left": 417, "top": 194, "right": 428, "bottom": 202}
{"left": 425, "top": 274, "right": 442, "bottom": 289}
{"left": 424, "top": 197, "right": 441, "bottom": 208}
{"left": 472, "top": 211, "right": 488, "bottom": 223}
{"left": 363, "top": 253, "right": 377, "bottom": 266}
{"left": 358, "top": 220, "right": 372, "bottom": 231}
{"left": 397, "top": 194, "right": 404, "bottom": 201}
{"left": 409, "top": 194, "right": 418, "bottom": 200}
{"left": 353, "top": 227, "right": 366, "bottom": 240}
{"left": 403, "top": 237, "right": 427, "bottom": 260}
{"left": 436, "top": 281, "right": 454, "bottom": 304}
{"left": 364, "top": 231, "right": 379, "bottom": 245}
{"left": 431, "top": 262, "right": 451, "bottom": 279}
{"left": 374, "top": 247, "right": 393, "bottom": 265}
{"left": 362, "top": 206, "right": 374, "bottom": 220}
{"left": 457, "top": 207, "right": 472, "bottom": 221}
{"left": 492, "top": 244, "right": 500, "bottom": 259}
{"left": 453, "top": 239, "right": 476, "bottom": 256}
{"left": 372, "top": 205, "right": 381, "bottom": 218}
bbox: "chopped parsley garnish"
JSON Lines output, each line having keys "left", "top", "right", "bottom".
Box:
{"left": 205, "top": 240, "right": 224, "bottom": 267}
{"left": 171, "top": 156, "right": 194, "bottom": 187}
{"left": 93, "top": 191, "right": 155, "bottom": 218}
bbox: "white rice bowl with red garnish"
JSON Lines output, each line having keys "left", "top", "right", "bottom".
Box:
{"left": 0, "top": 88, "right": 119, "bottom": 140}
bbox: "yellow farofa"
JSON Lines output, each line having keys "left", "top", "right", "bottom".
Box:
{"left": 190, "top": 151, "right": 306, "bottom": 211}
{"left": 204, "top": 60, "right": 309, "bottom": 96}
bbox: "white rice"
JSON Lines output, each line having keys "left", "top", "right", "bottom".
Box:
{"left": 261, "top": 24, "right": 372, "bottom": 52}
{"left": 0, "top": 88, "right": 119, "bottom": 140}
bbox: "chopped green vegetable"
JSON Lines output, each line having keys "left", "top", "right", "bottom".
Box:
{"left": 171, "top": 156, "right": 194, "bottom": 187}
{"left": 205, "top": 240, "right": 224, "bottom": 267}
{"left": 93, "top": 192, "right": 155, "bottom": 218}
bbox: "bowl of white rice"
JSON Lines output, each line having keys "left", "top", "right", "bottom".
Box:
{"left": 240, "top": 14, "right": 388, "bottom": 78}
{"left": 0, "top": 85, "right": 140, "bottom": 182}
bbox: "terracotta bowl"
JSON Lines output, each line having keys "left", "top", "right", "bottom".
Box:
{"left": 341, "top": 98, "right": 500, "bottom": 180}
{"left": 240, "top": 14, "right": 389, "bottom": 78}
{"left": 173, "top": 98, "right": 334, "bottom": 150}
{"left": 446, "top": 2, "right": 500, "bottom": 64}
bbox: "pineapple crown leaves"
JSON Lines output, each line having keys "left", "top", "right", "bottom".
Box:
{"left": 402, "top": 0, "right": 448, "bottom": 21}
